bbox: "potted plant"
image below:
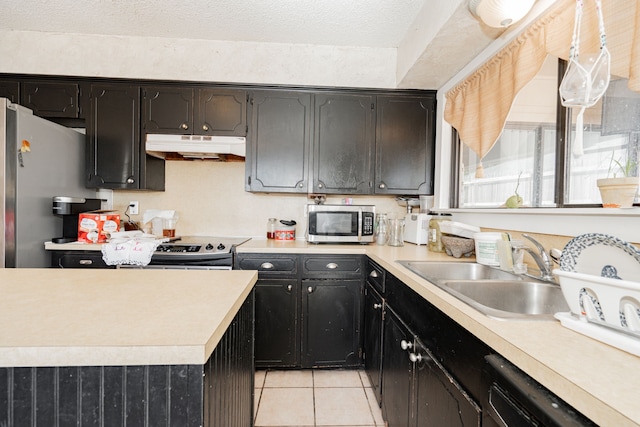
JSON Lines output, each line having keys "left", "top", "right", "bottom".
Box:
{"left": 597, "top": 156, "right": 639, "bottom": 208}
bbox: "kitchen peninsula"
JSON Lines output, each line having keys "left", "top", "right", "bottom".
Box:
{"left": 0, "top": 268, "right": 257, "bottom": 426}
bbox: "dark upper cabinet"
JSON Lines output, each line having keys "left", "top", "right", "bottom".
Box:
{"left": 142, "top": 86, "right": 247, "bottom": 136}
{"left": 142, "top": 86, "right": 193, "bottom": 134}
{"left": 0, "top": 80, "right": 20, "bottom": 103}
{"left": 312, "top": 93, "right": 374, "bottom": 194}
{"left": 246, "top": 90, "right": 311, "bottom": 193}
{"left": 21, "top": 81, "right": 84, "bottom": 119}
{"left": 375, "top": 95, "right": 435, "bottom": 195}
{"left": 87, "top": 83, "right": 164, "bottom": 190}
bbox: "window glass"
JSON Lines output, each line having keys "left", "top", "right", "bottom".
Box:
{"left": 459, "top": 56, "right": 558, "bottom": 208}
{"left": 565, "top": 78, "right": 640, "bottom": 205}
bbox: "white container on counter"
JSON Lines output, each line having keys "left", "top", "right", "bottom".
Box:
{"left": 473, "top": 232, "right": 503, "bottom": 266}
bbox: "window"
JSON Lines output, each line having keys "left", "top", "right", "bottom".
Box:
{"left": 457, "top": 56, "right": 640, "bottom": 208}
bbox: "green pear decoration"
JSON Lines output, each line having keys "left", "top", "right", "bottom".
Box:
{"left": 505, "top": 172, "right": 523, "bottom": 208}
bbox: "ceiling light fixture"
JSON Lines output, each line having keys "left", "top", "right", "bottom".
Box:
{"left": 469, "top": 0, "right": 536, "bottom": 28}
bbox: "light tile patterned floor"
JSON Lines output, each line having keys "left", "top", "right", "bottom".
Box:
{"left": 254, "top": 369, "right": 385, "bottom": 427}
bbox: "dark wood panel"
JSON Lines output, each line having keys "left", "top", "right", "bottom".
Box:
{"left": 0, "top": 292, "right": 255, "bottom": 427}
{"left": 22, "top": 82, "right": 80, "bottom": 118}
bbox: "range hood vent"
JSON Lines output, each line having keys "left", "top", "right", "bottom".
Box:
{"left": 145, "top": 134, "right": 246, "bottom": 160}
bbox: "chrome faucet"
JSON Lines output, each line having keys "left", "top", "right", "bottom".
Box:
{"left": 518, "top": 234, "right": 556, "bottom": 283}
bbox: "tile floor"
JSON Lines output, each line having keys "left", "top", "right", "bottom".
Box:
{"left": 254, "top": 369, "right": 385, "bottom": 427}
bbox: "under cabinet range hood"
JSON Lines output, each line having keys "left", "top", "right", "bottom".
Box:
{"left": 145, "top": 134, "right": 246, "bottom": 160}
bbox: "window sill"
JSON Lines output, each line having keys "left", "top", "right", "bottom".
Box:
{"left": 437, "top": 208, "right": 640, "bottom": 242}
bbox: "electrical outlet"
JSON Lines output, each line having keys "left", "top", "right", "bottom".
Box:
{"left": 129, "top": 201, "right": 139, "bottom": 215}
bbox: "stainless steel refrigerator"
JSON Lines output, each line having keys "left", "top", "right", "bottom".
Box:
{"left": 0, "top": 98, "right": 95, "bottom": 268}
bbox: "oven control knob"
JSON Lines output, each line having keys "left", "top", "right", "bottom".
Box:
{"left": 205, "top": 243, "right": 214, "bottom": 251}
{"left": 217, "top": 243, "right": 226, "bottom": 251}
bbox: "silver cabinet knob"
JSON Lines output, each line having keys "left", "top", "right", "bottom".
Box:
{"left": 79, "top": 260, "right": 93, "bottom": 265}
{"left": 373, "top": 303, "right": 382, "bottom": 309}
{"left": 400, "top": 340, "right": 412, "bottom": 350}
{"left": 409, "top": 352, "right": 422, "bottom": 363}
{"left": 298, "top": 183, "right": 304, "bottom": 188}
{"left": 307, "top": 286, "right": 314, "bottom": 293}
{"left": 326, "top": 262, "right": 338, "bottom": 269}
{"left": 287, "top": 284, "right": 293, "bottom": 292}
{"left": 378, "top": 183, "right": 386, "bottom": 189}
{"left": 202, "top": 124, "right": 210, "bottom": 131}
{"left": 180, "top": 123, "right": 189, "bottom": 130}
{"left": 260, "top": 262, "right": 274, "bottom": 269}
{"left": 126, "top": 178, "right": 135, "bottom": 184}
{"left": 318, "top": 183, "right": 324, "bottom": 189}
{"left": 369, "top": 270, "right": 379, "bottom": 278}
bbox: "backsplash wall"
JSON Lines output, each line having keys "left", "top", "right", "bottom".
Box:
{"left": 112, "top": 161, "right": 406, "bottom": 238}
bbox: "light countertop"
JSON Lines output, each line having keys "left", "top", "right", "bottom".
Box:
{"left": 0, "top": 269, "right": 257, "bottom": 367}
{"left": 43, "top": 238, "right": 640, "bottom": 425}
{"left": 236, "top": 239, "right": 640, "bottom": 427}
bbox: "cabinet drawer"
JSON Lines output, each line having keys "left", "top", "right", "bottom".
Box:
{"left": 235, "top": 254, "right": 298, "bottom": 276}
{"left": 52, "top": 251, "right": 112, "bottom": 269}
{"left": 301, "top": 255, "right": 363, "bottom": 278}
{"left": 366, "top": 258, "right": 385, "bottom": 294}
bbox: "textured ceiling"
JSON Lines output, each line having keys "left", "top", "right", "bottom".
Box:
{"left": 1, "top": 0, "right": 428, "bottom": 48}
{"left": 1, "top": 0, "right": 509, "bottom": 88}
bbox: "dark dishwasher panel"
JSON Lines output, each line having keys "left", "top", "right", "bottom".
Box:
{"left": 484, "top": 354, "right": 597, "bottom": 427}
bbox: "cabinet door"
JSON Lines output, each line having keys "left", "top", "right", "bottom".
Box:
{"left": 21, "top": 81, "right": 81, "bottom": 119}
{"left": 197, "top": 88, "right": 247, "bottom": 136}
{"left": 364, "top": 283, "right": 384, "bottom": 406}
{"left": 87, "top": 84, "right": 142, "bottom": 189}
{"left": 247, "top": 90, "right": 311, "bottom": 193}
{"left": 313, "top": 93, "right": 374, "bottom": 194}
{"left": 142, "top": 86, "right": 194, "bottom": 134}
{"left": 375, "top": 95, "right": 435, "bottom": 195}
{"left": 0, "top": 80, "right": 20, "bottom": 103}
{"left": 301, "top": 279, "right": 362, "bottom": 368}
{"left": 414, "top": 340, "right": 481, "bottom": 427}
{"left": 254, "top": 279, "right": 299, "bottom": 368}
{"left": 381, "top": 307, "right": 413, "bottom": 427}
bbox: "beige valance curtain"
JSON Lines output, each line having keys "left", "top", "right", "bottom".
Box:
{"left": 444, "top": 0, "right": 640, "bottom": 175}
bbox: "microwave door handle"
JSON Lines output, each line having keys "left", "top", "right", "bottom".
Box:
{"left": 357, "top": 209, "right": 362, "bottom": 241}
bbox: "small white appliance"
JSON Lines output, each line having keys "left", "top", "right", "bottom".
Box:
{"left": 403, "top": 213, "right": 430, "bottom": 245}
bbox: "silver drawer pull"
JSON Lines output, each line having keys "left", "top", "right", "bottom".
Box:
{"left": 260, "top": 262, "right": 274, "bottom": 269}
{"left": 79, "top": 260, "right": 93, "bottom": 265}
{"left": 369, "top": 270, "right": 379, "bottom": 278}
{"left": 373, "top": 303, "right": 382, "bottom": 309}
{"left": 326, "top": 262, "right": 338, "bottom": 269}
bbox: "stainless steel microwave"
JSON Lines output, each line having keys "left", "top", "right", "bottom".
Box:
{"left": 306, "top": 204, "right": 375, "bottom": 244}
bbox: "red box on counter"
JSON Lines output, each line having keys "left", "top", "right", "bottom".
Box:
{"left": 77, "top": 210, "right": 121, "bottom": 243}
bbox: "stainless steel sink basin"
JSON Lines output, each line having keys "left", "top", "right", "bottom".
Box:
{"left": 440, "top": 280, "right": 569, "bottom": 320}
{"left": 397, "top": 260, "right": 522, "bottom": 282}
{"left": 396, "top": 261, "right": 568, "bottom": 320}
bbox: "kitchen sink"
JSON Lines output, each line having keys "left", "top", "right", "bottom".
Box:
{"left": 396, "top": 261, "right": 569, "bottom": 320}
{"left": 397, "top": 260, "right": 522, "bottom": 282}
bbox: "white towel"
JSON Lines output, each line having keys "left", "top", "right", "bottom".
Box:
{"left": 101, "top": 236, "right": 163, "bottom": 266}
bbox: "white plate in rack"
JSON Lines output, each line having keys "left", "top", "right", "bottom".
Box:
{"left": 559, "top": 233, "right": 640, "bottom": 281}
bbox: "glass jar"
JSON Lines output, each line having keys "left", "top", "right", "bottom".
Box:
{"left": 428, "top": 213, "right": 452, "bottom": 252}
{"left": 374, "top": 213, "right": 389, "bottom": 245}
{"left": 267, "top": 218, "right": 277, "bottom": 240}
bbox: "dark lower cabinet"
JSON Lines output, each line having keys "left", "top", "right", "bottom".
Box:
{"left": 301, "top": 278, "right": 362, "bottom": 367}
{"left": 0, "top": 293, "right": 254, "bottom": 427}
{"left": 381, "top": 307, "right": 413, "bottom": 427}
{"left": 254, "top": 279, "right": 299, "bottom": 368}
{"left": 414, "top": 339, "right": 481, "bottom": 427}
{"left": 363, "top": 282, "right": 384, "bottom": 405}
